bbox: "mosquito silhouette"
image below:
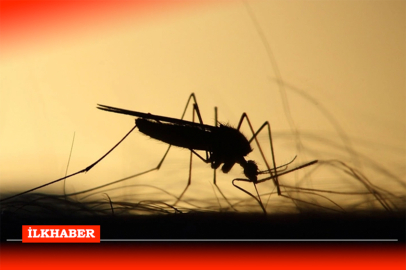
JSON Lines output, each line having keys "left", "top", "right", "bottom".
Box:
{"left": 99, "top": 96, "right": 264, "bottom": 186}
{"left": 96, "top": 93, "right": 317, "bottom": 211}
{"left": 0, "top": 93, "right": 317, "bottom": 213}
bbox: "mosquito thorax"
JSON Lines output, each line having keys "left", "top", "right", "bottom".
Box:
{"left": 244, "top": 160, "right": 258, "bottom": 182}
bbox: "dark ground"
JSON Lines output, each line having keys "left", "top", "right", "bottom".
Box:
{"left": 1, "top": 210, "right": 405, "bottom": 241}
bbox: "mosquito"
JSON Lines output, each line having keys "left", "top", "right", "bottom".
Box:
{"left": 0, "top": 93, "right": 317, "bottom": 213}
{"left": 96, "top": 93, "right": 318, "bottom": 212}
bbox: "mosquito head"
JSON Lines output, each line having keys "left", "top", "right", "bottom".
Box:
{"left": 243, "top": 160, "right": 258, "bottom": 182}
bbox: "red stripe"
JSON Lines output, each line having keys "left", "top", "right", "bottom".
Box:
{"left": 0, "top": 0, "right": 208, "bottom": 57}
{"left": 1, "top": 243, "right": 405, "bottom": 269}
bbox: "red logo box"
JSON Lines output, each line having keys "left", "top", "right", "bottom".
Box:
{"left": 22, "top": 225, "right": 100, "bottom": 243}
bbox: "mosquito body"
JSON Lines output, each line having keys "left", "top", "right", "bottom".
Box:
{"left": 97, "top": 104, "right": 260, "bottom": 182}
{"left": 96, "top": 93, "right": 318, "bottom": 213}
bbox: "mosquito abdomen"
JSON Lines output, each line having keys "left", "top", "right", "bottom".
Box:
{"left": 136, "top": 118, "right": 214, "bottom": 151}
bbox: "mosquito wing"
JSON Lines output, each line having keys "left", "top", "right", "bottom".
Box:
{"left": 97, "top": 104, "right": 216, "bottom": 130}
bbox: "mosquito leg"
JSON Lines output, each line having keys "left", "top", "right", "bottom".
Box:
{"left": 208, "top": 106, "right": 237, "bottom": 212}
{"left": 93, "top": 93, "right": 210, "bottom": 208}
{"left": 243, "top": 121, "right": 318, "bottom": 212}
{"left": 154, "top": 93, "right": 201, "bottom": 171}
{"left": 231, "top": 113, "right": 281, "bottom": 213}
{"left": 237, "top": 113, "right": 281, "bottom": 195}
{"left": 173, "top": 96, "right": 207, "bottom": 206}
{"left": 144, "top": 93, "right": 207, "bottom": 177}
{"left": 0, "top": 124, "right": 138, "bottom": 203}
{"left": 174, "top": 98, "right": 236, "bottom": 211}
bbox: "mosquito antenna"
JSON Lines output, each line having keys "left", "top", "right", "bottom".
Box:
{"left": 258, "top": 155, "right": 297, "bottom": 175}
{"left": 257, "top": 160, "right": 319, "bottom": 184}
{"left": 232, "top": 159, "right": 318, "bottom": 213}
